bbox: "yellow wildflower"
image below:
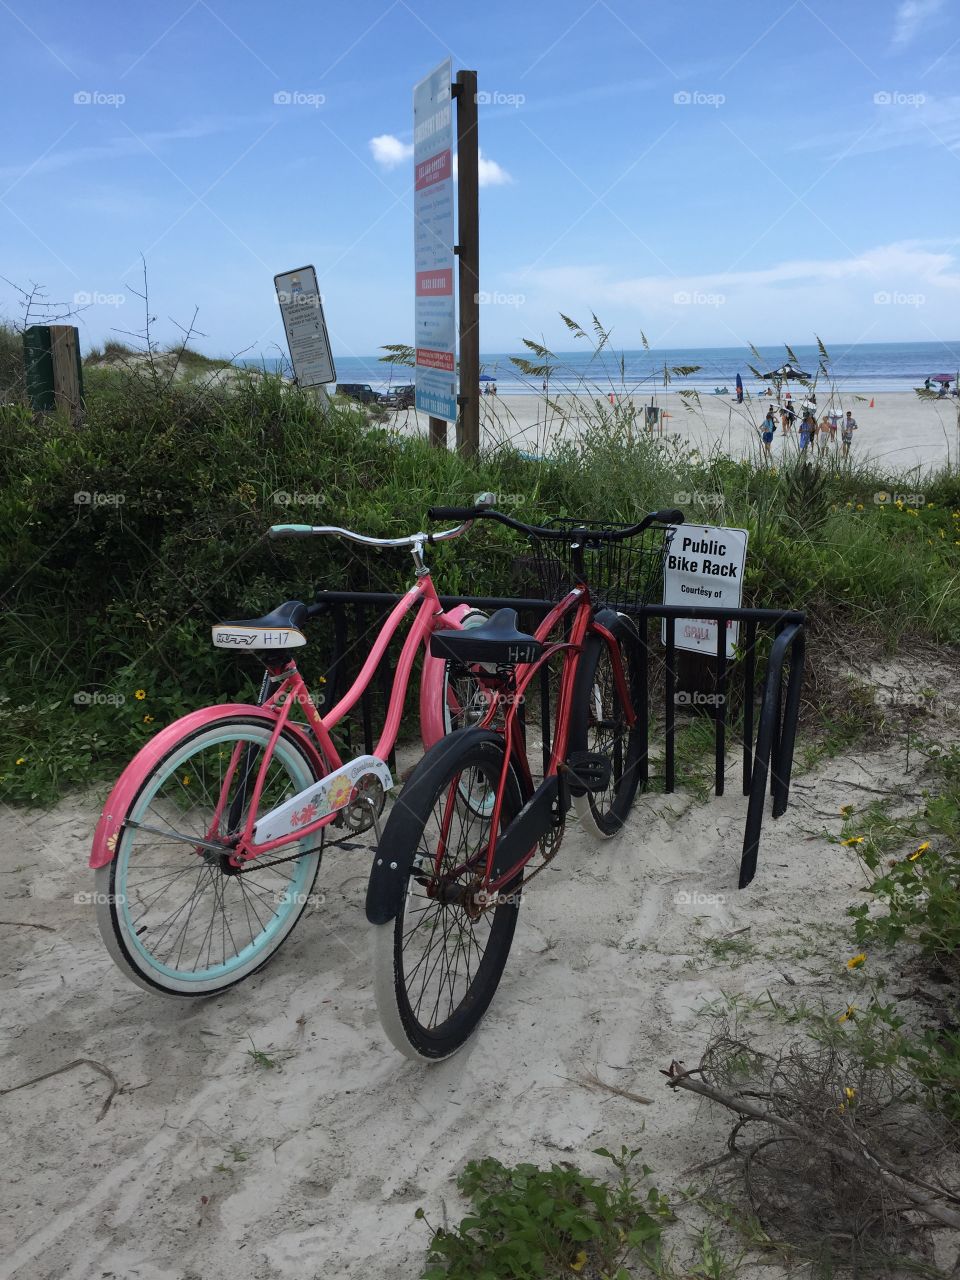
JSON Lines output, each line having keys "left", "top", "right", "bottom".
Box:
{"left": 571, "top": 1251, "right": 588, "bottom": 1273}
{"left": 182, "top": 774, "right": 191, "bottom": 786}
{"left": 143, "top": 714, "right": 154, "bottom": 724}
{"left": 15, "top": 757, "right": 26, "bottom": 766}
{"left": 838, "top": 1005, "right": 856, "bottom": 1023}
{"left": 845, "top": 1087, "right": 856, "bottom": 1100}
{"left": 908, "top": 842, "right": 929, "bottom": 861}
{"left": 135, "top": 689, "right": 147, "bottom": 701}
{"left": 856, "top": 503, "right": 864, "bottom": 511}
{"left": 841, "top": 836, "right": 864, "bottom": 847}
{"left": 847, "top": 953, "right": 867, "bottom": 970}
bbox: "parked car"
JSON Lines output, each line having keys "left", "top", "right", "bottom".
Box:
{"left": 383, "top": 384, "right": 416, "bottom": 409}
{"left": 337, "top": 383, "right": 382, "bottom": 405}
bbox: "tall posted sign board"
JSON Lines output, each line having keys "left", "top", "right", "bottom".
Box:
{"left": 413, "top": 60, "right": 457, "bottom": 422}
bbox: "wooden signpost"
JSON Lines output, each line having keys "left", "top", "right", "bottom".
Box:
{"left": 414, "top": 62, "right": 480, "bottom": 457}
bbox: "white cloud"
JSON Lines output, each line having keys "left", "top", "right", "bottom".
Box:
{"left": 521, "top": 242, "right": 960, "bottom": 345}
{"left": 532, "top": 242, "right": 960, "bottom": 304}
{"left": 892, "top": 0, "right": 944, "bottom": 48}
{"left": 0, "top": 118, "right": 241, "bottom": 183}
{"left": 478, "top": 150, "right": 512, "bottom": 187}
{"left": 368, "top": 134, "right": 414, "bottom": 168}
{"left": 369, "top": 135, "right": 511, "bottom": 185}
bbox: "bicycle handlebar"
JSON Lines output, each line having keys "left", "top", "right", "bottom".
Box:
{"left": 425, "top": 505, "right": 685, "bottom": 542}
{"left": 267, "top": 520, "right": 475, "bottom": 548}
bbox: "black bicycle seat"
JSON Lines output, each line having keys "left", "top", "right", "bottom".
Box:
{"left": 430, "top": 608, "right": 543, "bottom": 666}
{"left": 212, "top": 600, "right": 309, "bottom": 650}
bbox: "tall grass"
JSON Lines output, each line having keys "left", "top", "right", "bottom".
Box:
{"left": 0, "top": 347, "right": 958, "bottom": 802}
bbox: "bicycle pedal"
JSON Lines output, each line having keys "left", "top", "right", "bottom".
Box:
{"left": 564, "top": 750, "right": 612, "bottom": 796}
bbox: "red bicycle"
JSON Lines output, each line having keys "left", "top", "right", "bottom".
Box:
{"left": 366, "top": 502, "right": 683, "bottom": 1059}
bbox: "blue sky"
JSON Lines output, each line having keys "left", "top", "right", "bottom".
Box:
{"left": 2, "top": 0, "right": 958, "bottom": 359}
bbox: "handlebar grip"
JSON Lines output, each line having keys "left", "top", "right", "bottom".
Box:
{"left": 426, "top": 506, "right": 481, "bottom": 521}
{"left": 268, "top": 524, "right": 316, "bottom": 538}
{"left": 651, "top": 508, "right": 685, "bottom": 525}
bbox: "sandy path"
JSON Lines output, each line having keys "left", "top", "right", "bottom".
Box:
{"left": 1, "top": 659, "right": 954, "bottom": 1279}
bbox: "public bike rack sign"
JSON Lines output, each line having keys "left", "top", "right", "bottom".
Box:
{"left": 413, "top": 59, "right": 457, "bottom": 422}
{"left": 274, "top": 265, "right": 335, "bottom": 387}
{"left": 662, "top": 525, "right": 749, "bottom": 657}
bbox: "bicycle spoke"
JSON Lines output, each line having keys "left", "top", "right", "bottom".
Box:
{"left": 109, "top": 725, "right": 323, "bottom": 987}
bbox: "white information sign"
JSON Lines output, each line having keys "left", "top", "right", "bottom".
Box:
{"left": 413, "top": 59, "right": 457, "bottom": 422}
{"left": 662, "top": 525, "right": 749, "bottom": 657}
{"left": 274, "top": 265, "right": 335, "bottom": 386}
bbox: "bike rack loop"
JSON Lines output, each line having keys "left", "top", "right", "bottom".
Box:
{"left": 311, "top": 590, "right": 806, "bottom": 888}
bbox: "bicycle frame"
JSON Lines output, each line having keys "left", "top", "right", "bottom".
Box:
{"left": 437, "top": 587, "right": 637, "bottom": 896}
{"left": 222, "top": 575, "right": 473, "bottom": 864}
{"left": 89, "top": 574, "right": 474, "bottom": 873}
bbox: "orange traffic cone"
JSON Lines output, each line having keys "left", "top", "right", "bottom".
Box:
{"left": 869, "top": 397, "right": 875, "bottom": 408}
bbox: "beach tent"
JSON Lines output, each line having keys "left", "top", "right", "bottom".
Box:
{"left": 761, "top": 362, "right": 811, "bottom": 381}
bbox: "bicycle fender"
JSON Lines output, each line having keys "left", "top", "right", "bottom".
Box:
{"left": 591, "top": 607, "right": 638, "bottom": 640}
{"left": 89, "top": 705, "right": 326, "bottom": 869}
{"left": 366, "top": 728, "right": 522, "bottom": 926}
{"left": 419, "top": 603, "right": 485, "bottom": 748}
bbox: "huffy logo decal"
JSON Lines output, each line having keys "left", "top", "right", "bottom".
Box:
{"left": 215, "top": 632, "right": 256, "bottom": 646}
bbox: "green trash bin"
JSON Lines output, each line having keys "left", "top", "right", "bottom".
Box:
{"left": 22, "top": 325, "right": 84, "bottom": 415}
{"left": 23, "top": 325, "right": 55, "bottom": 411}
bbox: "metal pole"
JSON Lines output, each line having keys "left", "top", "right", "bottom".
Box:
{"left": 454, "top": 69, "right": 480, "bottom": 457}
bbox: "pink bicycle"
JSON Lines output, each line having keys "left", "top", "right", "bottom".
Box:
{"left": 89, "top": 511, "right": 490, "bottom": 996}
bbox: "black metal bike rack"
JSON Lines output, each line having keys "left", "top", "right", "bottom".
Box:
{"left": 311, "top": 590, "right": 805, "bottom": 888}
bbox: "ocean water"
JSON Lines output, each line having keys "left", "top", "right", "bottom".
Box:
{"left": 243, "top": 340, "right": 960, "bottom": 396}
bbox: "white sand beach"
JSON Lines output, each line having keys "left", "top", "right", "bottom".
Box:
{"left": 3, "top": 654, "right": 958, "bottom": 1279}
{"left": 397, "top": 391, "right": 960, "bottom": 476}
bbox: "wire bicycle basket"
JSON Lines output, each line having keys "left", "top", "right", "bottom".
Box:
{"left": 525, "top": 519, "right": 677, "bottom": 611}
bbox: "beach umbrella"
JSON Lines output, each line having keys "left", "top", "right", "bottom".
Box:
{"left": 735, "top": 372, "right": 743, "bottom": 403}
{"left": 931, "top": 373, "right": 953, "bottom": 383}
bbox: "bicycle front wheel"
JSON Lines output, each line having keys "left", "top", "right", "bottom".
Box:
{"left": 569, "top": 613, "right": 643, "bottom": 838}
{"left": 372, "top": 733, "right": 525, "bottom": 1060}
{"left": 95, "top": 715, "right": 324, "bottom": 996}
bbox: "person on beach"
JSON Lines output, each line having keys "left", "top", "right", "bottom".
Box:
{"left": 797, "top": 410, "right": 814, "bottom": 451}
{"left": 806, "top": 411, "right": 818, "bottom": 450}
{"left": 760, "top": 407, "right": 777, "bottom": 460}
{"left": 841, "top": 411, "right": 858, "bottom": 457}
{"left": 819, "top": 414, "right": 835, "bottom": 452}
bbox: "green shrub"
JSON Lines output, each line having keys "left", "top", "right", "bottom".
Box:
{"left": 1, "top": 367, "right": 958, "bottom": 803}
{"left": 419, "top": 1149, "right": 671, "bottom": 1280}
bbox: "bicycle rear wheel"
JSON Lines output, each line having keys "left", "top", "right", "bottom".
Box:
{"left": 569, "top": 613, "right": 643, "bottom": 838}
{"left": 95, "top": 715, "right": 323, "bottom": 996}
{"left": 372, "top": 733, "right": 525, "bottom": 1060}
